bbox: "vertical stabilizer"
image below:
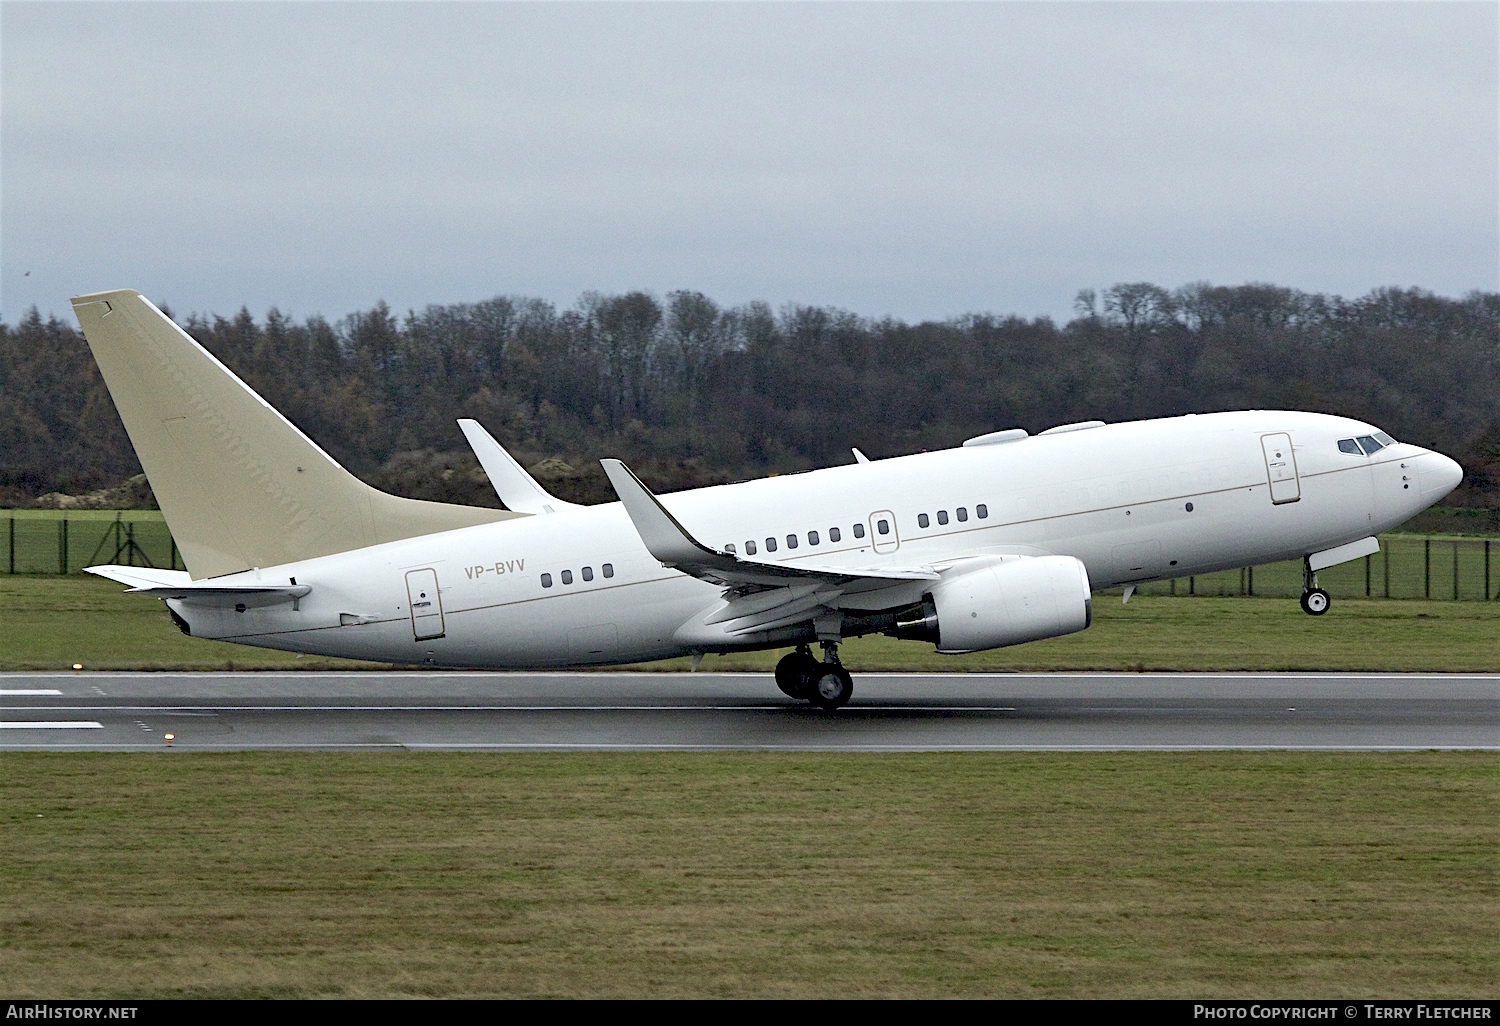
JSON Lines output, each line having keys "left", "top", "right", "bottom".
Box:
{"left": 71, "top": 289, "right": 519, "bottom": 578}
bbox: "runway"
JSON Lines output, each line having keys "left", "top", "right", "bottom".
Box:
{"left": 1, "top": 671, "right": 1495, "bottom": 750}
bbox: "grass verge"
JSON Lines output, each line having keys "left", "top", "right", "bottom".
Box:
{"left": 2, "top": 575, "right": 1496, "bottom": 673}
{"left": 0, "top": 751, "right": 1493, "bottom": 998}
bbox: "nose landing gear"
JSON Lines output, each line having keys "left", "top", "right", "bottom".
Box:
{"left": 1300, "top": 588, "right": 1330, "bottom": 615}
{"left": 1300, "top": 558, "right": 1331, "bottom": 616}
{"left": 774, "top": 642, "right": 853, "bottom": 710}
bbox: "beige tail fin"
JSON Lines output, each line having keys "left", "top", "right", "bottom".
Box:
{"left": 71, "top": 289, "right": 521, "bottom": 579}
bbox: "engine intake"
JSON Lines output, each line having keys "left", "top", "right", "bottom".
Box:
{"left": 893, "top": 556, "right": 1093, "bottom": 653}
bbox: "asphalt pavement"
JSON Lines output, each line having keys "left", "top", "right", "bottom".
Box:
{"left": 1, "top": 671, "right": 1495, "bottom": 750}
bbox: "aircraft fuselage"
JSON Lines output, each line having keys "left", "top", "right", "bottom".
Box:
{"left": 169, "top": 410, "right": 1460, "bottom": 668}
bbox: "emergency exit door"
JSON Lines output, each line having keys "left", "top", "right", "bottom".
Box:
{"left": 405, "top": 568, "right": 446, "bottom": 640}
{"left": 869, "top": 510, "right": 900, "bottom": 553}
{"left": 1260, "top": 433, "right": 1301, "bottom": 504}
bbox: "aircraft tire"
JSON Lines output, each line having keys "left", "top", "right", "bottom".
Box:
{"left": 810, "top": 664, "right": 854, "bottom": 711}
{"left": 1301, "top": 588, "right": 1331, "bottom": 616}
{"left": 775, "top": 651, "right": 819, "bottom": 700}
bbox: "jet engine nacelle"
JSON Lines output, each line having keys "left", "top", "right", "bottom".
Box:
{"left": 897, "top": 555, "right": 1093, "bottom": 654}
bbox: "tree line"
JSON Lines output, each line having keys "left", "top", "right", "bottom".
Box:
{"left": 2, "top": 281, "right": 1496, "bottom": 509}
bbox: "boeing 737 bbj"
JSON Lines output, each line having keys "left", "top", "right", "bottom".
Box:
{"left": 72, "top": 290, "right": 1462, "bottom": 709}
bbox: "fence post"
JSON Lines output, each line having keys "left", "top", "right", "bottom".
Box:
{"left": 7, "top": 517, "right": 13, "bottom": 574}
{"left": 1248, "top": 565, "right": 1254, "bottom": 596}
{"left": 58, "top": 518, "right": 69, "bottom": 575}
{"left": 1487, "top": 539, "right": 1492, "bottom": 600}
{"left": 1240, "top": 567, "right": 1246, "bottom": 595}
{"left": 126, "top": 522, "right": 135, "bottom": 567}
{"left": 1424, "top": 538, "right": 1430, "bottom": 599}
{"left": 1365, "top": 554, "right": 1371, "bottom": 597}
{"left": 1189, "top": 575, "right": 1195, "bottom": 596}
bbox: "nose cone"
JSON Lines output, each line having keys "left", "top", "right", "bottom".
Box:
{"left": 1420, "top": 452, "right": 1463, "bottom": 502}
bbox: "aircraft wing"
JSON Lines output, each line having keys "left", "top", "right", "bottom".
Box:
{"left": 600, "top": 458, "right": 938, "bottom": 591}
{"left": 458, "top": 419, "right": 578, "bottom": 515}
{"left": 85, "top": 565, "right": 310, "bottom": 608}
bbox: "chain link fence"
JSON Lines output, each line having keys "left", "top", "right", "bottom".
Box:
{"left": 1119, "top": 535, "right": 1497, "bottom": 600}
{"left": 2, "top": 511, "right": 1496, "bottom": 600}
{"left": 3, "top": 512, "right": 179, "bottom": 575}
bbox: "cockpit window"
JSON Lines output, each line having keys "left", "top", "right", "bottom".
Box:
{"left": 1337, "top": 438, "right": 1362, "bottom": 455}
{"left": 1374, "top": 431, "right": 1396, "bottom": 447}
{"left": 1356, "top": 435, "right": 1384, "bottom": 455}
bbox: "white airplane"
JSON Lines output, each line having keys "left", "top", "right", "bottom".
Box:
{"left": 73, "top": 290, "right": 1463, "bottom": 709}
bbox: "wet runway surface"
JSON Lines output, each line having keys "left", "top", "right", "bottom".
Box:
{"left": 1, "top": 671, "right": 1495, "bottom": 750}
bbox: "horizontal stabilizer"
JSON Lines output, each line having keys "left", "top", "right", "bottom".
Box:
{"left": 83, "top": 565, "right": 192, "bottom": 590}
{"left": 86, "top": 565, "right": 309, "bottom": 608}
{"left": 600, "top": 457, "right": 938, "bottom": 591}
{"left": 458, "top": 419, "right": 577, "bottom": 515}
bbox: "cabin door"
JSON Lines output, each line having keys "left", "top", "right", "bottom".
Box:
{"left": 405, "top": 568, "right": 446, "bottom": 640}
{"left": 1260, "top": 433, "right": 1301, "bottom": 505}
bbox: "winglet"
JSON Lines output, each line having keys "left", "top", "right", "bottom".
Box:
{"left": 458, "top": 419, "right": 576, "bottom": 515}
{"left": 600, "top": 458, "right": 721, "bottom": 567}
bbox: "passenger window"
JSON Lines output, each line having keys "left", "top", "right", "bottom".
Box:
{"left": 540, "top": 573, "right": 553, "bottom": 588}
{"left": 724, "top": 543, "right": 736, "bottom": 554}
{"left": 877, "top": 519, "right": 890, "bottom": 535}
{"left": 977, "top": 504, "right": 988, "bottom": 519}
{"left": 937, "top": 510, "right": 949, "bottom": 525}
{"left": 1356, "top": 435, "right": 1384, "bottom": 455}
{"left": 918, "top": 513, "right": 929, "bottom": 528}
{"left": 786, "top": 534, "right": 798, "bottom": 549}
{"left": 765, "top": 537, "right": 777, "bottom": 552}
{"left": 1374, "top": 431, "right": 1396, "bottom": 446}
{"left": 853, "top": 523, "right": 866, "bottom": 539}
{"left": 808, "top": 530, "right": 819, "bottom": 546}
{"left": 1338, "top": 438, "right": 1362, "bottom": 455}
{"left": 956, "top": 507, "right": 968, "bottom": 522}
{"left": 829, "top": 527, "right": 841, "bottom": 542}
{"left": 582, "top": 566, "right": 594, "bottom": 582}
{"left": 746, "top": 540, "right": 757, "bottom": 555}
{"left": 602, "top": 563, "right": 614, "bottom": 578}
{"left": 561, "top": 570, "right": 573, "bottom": 585}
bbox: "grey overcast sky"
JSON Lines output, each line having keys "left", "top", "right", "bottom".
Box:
{"left": 2, "top": 1, "right": 1496, "bottom": 325}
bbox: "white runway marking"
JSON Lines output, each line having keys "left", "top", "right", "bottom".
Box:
{"left": 0, "top": 689, "right": 63, "bottom": 696}
{"left": 0, "top": 721, "right": 104, "bottom": 729}
{"left": 0, "top": 704, "right": 1019, "bottom": 713}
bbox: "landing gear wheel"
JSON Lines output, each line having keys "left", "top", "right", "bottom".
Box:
{"left": 775, "top": 649, "right": 819, "bottom": 700}
{"left": 810, "top": 664, "right": 854, "bottom": 711}
{"left": 1300, "top": 588, "right": 1330, "bottom": 616}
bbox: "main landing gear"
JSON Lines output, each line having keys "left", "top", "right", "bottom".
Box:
{"left": 1300, "top": 558, "right": 1330, "bottom": 616}
{"left": 775, "top": 643, "right": 854, "bottom": 711}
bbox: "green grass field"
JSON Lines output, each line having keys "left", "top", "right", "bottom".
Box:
{"left": 2, "top": 575, "right": 1494, "bottom": 673}
{"left": 0, "top": 752, "right": 1493, "bottom": 998}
